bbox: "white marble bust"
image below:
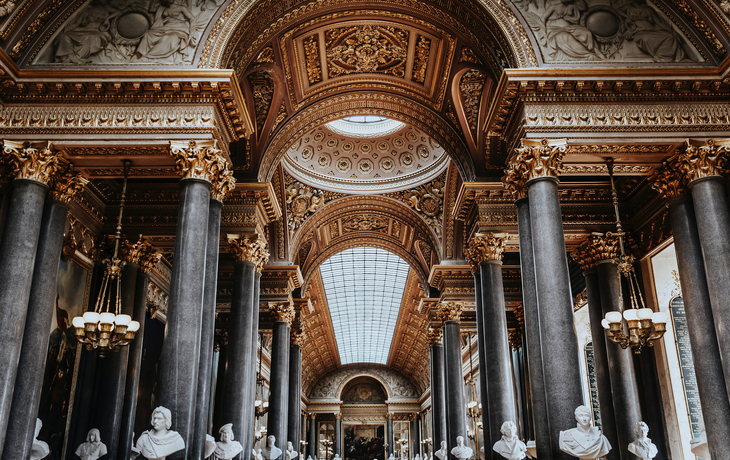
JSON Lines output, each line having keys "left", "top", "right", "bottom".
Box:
{"left": 434, "top": 441, "right": 448, "bottom": 460}
{"left": 559, "top": 406, "right": 611, "bottom": 460}
{"left": 135, "top": 406, "right": 185, "bottom": 460}
{"left": 215, "top": 423, "right": 244, "bottom": 460}
{"left": 414, "top": 454, "right": 421, "bottom": 460}
{"left": 75, "top": 428, "right": 108, "bottom": 460}
{"left": 627, "top": 422, "right": 657, "bottom": 460}
{"left": 451, "top": 436, "right": 473, "bottom": 460}
{"left": 262, "top": 435, "right": 283, "bottom": 460}
{"left": 492, "top": 422, "right": 527, "bottom": 460}
{"left": 333, "top": 455, "right": 341, "bottom": 460}
{"left": 287, "top": 441, "right": 299, "bottom": 460}
{"left": 31, "top": 419, "right": 50, "bottom": 460}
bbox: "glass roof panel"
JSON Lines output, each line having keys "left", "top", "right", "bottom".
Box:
{"left": 319, "top": 247, "right": 410, "bottom": 364}
{"left": 326, "top": 116, "right": 405, "bottom": 138}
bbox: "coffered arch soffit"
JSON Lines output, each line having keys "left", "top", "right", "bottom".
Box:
{"left": 292, "top": 196, "right": 441, "bottom": 295}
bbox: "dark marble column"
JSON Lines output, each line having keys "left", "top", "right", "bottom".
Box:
{"left": 0, "top": 141, "right": 58, "bottom": 453}
{"left": 410, "top": 414, "right": 420, "bottom": 458}
{"left": 467, "top": 269, "right": 490, "bottom": 442}
{"left": 2, "top": 186, "right": 78, "bottom": 460}
{"left": 386, "top": 415, "right": 394, "bottom": 456}
{"left": 192, "top": 199, "right": 223, "bottom": 459}
{"left": 468, "top": 234, "right": 516, "bottom": 457}
{"left": 268, "top": 304, "right": 294, "bottom": 459}
{"left": 514, "top": 197, "right": 550, "bottom": 459}
{"left": 428, "top": 330, "right": 447, "bottom": 454}
{"left": 246, "top": 272, "right": 263, "bottom": 458}
{"left": 334, "top": 415, "right": 342, "bottom": 458}
{"left": 289, "top": 334, "right": 304, "bottom": 456}
{"left": 507, "top": 140, "right": 583, "bottom": 460}
{"left": 307, "top": 414, "right": 317, "bottom": 460}
{"left": 118, "top": 241, "right": 159, "bottom": 460}
{"left": 440, "top": 303, "right": 468, "bottom": 459}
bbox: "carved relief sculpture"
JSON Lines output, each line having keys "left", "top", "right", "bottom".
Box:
{"left": 411, "top": 35, "right": 431, "bottom": 85}
{"left": 135, "top": 406, "right": 185, "bottom": 459}
{"left": 325, "top": 24, "right": 409, "bottom": 78}
{"left": 286, "top": 180, "right": 328, "bottom": 239}
{"left": 303, "top": 34, "right": 323, "bottom": 85}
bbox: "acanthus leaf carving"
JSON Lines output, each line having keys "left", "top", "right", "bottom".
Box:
{"left": 325, "top": 24, "right": 409, "bottom": 78}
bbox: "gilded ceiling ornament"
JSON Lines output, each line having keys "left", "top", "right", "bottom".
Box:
{"left": 426, "top": 327, "right": 443, "bottom": 345}
{"left": 2, "top": 140, "right": 59, "bottom": 184}
{"left": 411, "top": 35, "right": 431, "bottom": 85}
{"left": 49, "top": 171, "right": 89, "bottom": 204}
{"left": 325, "top": 24, "right": 408, "bottom": 78}
{"left": 303, "top": 34, "right": 323, "bottom": 85}
{"left": 384, "top": 172, "right": 445, "bottom": 237}
{"left": 0, "top": 0, "right": 16, "bottom": 18}
{"left": 512, "top": 139, "right": 567, "bottom": 182}
{"left": 437, "top": 301, "right": 463, "bottom": 322}
{"left": 467, "top": 232, "right": 507, "bottom": 263}
{"left": 285, "top": 179, "right": 330, "bottom": 239}
{"left": 254, "top": 45, "right": 275, "bottom": 64}
{"left": 459, "top": 69, "right": 486, "bottom": 131}
{"left": 248, "top": 70, "right": 274, "bottom": 137}
{"left": 458, "top": 47, "right": 481, "bottom": 65}
{"left": 271, "top": 102, "right": 288, "bottom": 133}
{"left": 210, "top": 163, "right": 236, "bottom": 202}
{"left": 650, "top": 158, "right": 687, "bottom": 200}
{"left": 501, "top": 160, "right": 528, "bottom": 200}
{"left": 169, "top": 140, "right": 228, "bottom": 184}
{"left": 269, "top": 303, "right": 295, "bottom": 325}
{"left": 228, "top": 234, "right": 270, "bottom": 271}
{"left": 677, "top": 138, "right": 730, "bottom": 183}
{"left": 291, "top": 330, "right": 307, "bottom": 347}
{"left": 342, "top": 215, "right": 388, "bottom": 233}
{"left": 124, "top": 238, "right": 162, "bottom": 274}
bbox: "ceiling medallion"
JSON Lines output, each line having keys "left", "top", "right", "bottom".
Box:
{"left": 326, "top": 24, "right": 409, "bottom": 77}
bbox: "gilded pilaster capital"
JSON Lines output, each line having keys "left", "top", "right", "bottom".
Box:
{"left": 124, "top": 238, "right": 162, "bottom": 274}
{"left": 49, "top": 171, "right": 89, "bottom": 204}
{"left": 437, "top": 301, "right": 463, "bottom": 322}
{"left": 677, "top": 138, "right": 730, "bottom": 183}
{"left": 426, "top": 327, "right": 443, "bottom": 345}
{"left": 510, "top": 138, "right": 567, "bottom": 182}
{"left": 501, "top": 161, "right": 528, "bottom": 200}
{"left": 651, "top": 158, "right": 688, "bottom": 200}
{"left": 335, "top": 412, "right": 342, "bottom": 420}
{"left": 467, "top": 232, "right": 507, "bottom": 263}
{"left": 570, "top": 233, "right": 620, "bottom": 271}
{"left": 269, "top": 303, "right": 295, "bottom": 325}
{"left": 170, "top": 140, "right": 229, "bottom": 184}
{"left": 291, "top": 330, "right": 306, "bottom": 347}
{"left": 309, "top": 413, "right": 317, "bottom": 420}
{"left": 210, "top": 162, "right": 236, "bottom": 202}
{"left": 386, "top": 412, "right": 394, "bottom": 420}
{"left": 3, "top": 140, "right": 59, "bottom": 185}
{"left": 228, "top": 233, "right": 270, "bottom": 272}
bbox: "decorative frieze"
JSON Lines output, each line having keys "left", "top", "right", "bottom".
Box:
{"left": 677, "top": 138, "right": 730, "bottom": 183}
{"left": 2, "top": 140, "right": 59, "bottom": 184}
{"left": 227, "top": 234, "right": 270, "bottom": 271}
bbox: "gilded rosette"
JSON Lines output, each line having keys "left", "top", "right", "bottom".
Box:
{"left": 426, "top": 327, "right": 443, "bottom": 345}
{"left": 291, "top": 330, "right": 307, "bottom": 347}
{"left": 3, "top": 140, "right": 59, "bottom": 185}
{"left": 437, "top": 301, "right": 463, "bottom": 322}
{"left": 650, "top": 158, "right": 687, "bottom": 200}
{"left": 228, "top": 234, "right": 270, "bottom": 271}
{"left": 677, "top": 138, "right": 730, "bottom": 183}
{"left": 49, "top": 171, "right": 89, "bottom": 204}
{"left": 512, "top": 138, "right": 567, "bottom": 181}
{"left": 170, "top": 140, "right": 229, "bottom": 184}
{"left": 124, "top": 238, "right": 162, "bottom": 274}
{"left": 468, "top": 232, "right": 507, "bottom": 262}
{"left": 269, "top": 303, "right": 295, "bottom": 325}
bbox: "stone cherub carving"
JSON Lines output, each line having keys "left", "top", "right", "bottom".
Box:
{"left": 451, "top": 436, "right": 473, "bottom": 460}
{"left": 559, "top": 405, "right": 611, "bottom": 460}
{"left": 262, "top": 435, "right": 283, "bottom": 460}
{"left": 434, "top": 441, "right": 448, "bottom": 460}
{"left": 135, "top": 406, "right": 185, "bottom": 459}
{"left": 31, "top": 419, "right": 50, "bottom": 460}
{"left": 627, "top": 422, "right": 657, "bottom": 460}
{"left": 492, "top": 421, "right": 527, "bottom": 460}
{"left": 286, "top": 441, "right": 299, "bottom": 460}
{"left": 75, "top": 428, "right": 108, "bottom": 460}
{"left": 215, "top": 423, "right": 244, "bottom": 460}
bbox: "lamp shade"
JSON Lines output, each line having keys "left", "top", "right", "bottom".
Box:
{"left": 637, "top": 308, "right": 654, "bottom": 320}
{"left": 83, "top": 311, "right": 100, "bottom": 324}
{"left": 623, "top": 309, "right": 639, "bottom": 321}
{"left": 652, "top": 312, "right": 668, "bottom": 324}
{"left": 72, "top": 316, "right": 85, "bottom": 328}
{"left": 601, "top": 318, "right": 610, "bottom": 329}
{"left": 128, "top": 320, "right": 140, "bottom": 332}
{"left": 114, "top": 314, "right": 131, "bottom": 326}
{"left": 99, "top": 312, "right": 116, "bottom": 325}
{"left": 605, "top": 311, "right": 622, "bottom": 323}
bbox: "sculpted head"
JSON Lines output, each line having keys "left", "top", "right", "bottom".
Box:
{"left": 573, "top": 405, "right": 592, "bottom": 428}
{"left": 456, "top": 436, "right": 464, "bottom": 446}
{"left": 86, "top": 428, "right": 101, "bottom": 443}
{"left": 440, "top": 441, "right": 447, "bottom": 450}
{"left": 634, "top": 421, "right": 649, "bottom": 438}
{"left": 220, "top": 423, "right": 234, "bottom": 442}
{"left": 288, "top": 441, "right": 294, "bottom": 450}
{"left": 500, "top": 421, "right": 517, "bottom": 439}
{"left": 151, "top": 406, "right": 173, "bottom": 431}
{"left": 268, "top": 435, "right": 277, "bottom": 448}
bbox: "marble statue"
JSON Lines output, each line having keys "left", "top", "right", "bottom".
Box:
{"left": 75, "top": 428, "right": 108, "bottom": 460}
{"left": 492, "top": 422, "right": 527, "bottom": 460}
{"left": 627, "top": 422, "right": 658, "bottom": 460}
{"left": 135, "top": 406, "right": 185, "bottom": 459}
{"left": 254, "top": 449, "right": 265, "bottom": 460}
{"left": 31, "top": 419, "right": 50, "bottom": 460}
{"left": 333, "top": 455, "right": 341, "bottom": 460}
{"left": 559, "top": 406, "right": 611, "bottom": 460}
{"left": 451, "top": 436, "right": 473, "bottom": 460}
{"left": 306, "top": 456, "right": 314, "bottom": 460}
{"left": 434, "top": 441, "right": 447, "bottom": 460}
{"left": 287, "top": 441, "right": 299, "bottom": 460}
{"left": 414, "top": 454, "right": 421, "bottom": 460}
{"left": 388, "top": 455, "right": 395, "bottom": 460}
{"left": 262, "top": 435, "right": 283, "bottom": 460}
{"left": 215, "top": 423, "right": 244, "bottom": 460}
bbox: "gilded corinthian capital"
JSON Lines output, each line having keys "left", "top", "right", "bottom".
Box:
{"left": 170, "top": 140, "right": 230, "bottom": 184}
{"left": 502, "top": 160, "right": 528, "bottom": 200}
{"left": 677, "top": 138, "right": 730, "bottom": 183}
{"left": 426, "top": 327, "right": 443, "bottom": 345}
{"left": 124, "top": 238, "right": 162, "bottom": 274}
{"left": 291, "top": 330, "right": 307, "bottom": 347}
{"left": 49, "top": 171, "right": 89, "bottom": 204}
{"left": 467, "top": 232, "right": 507, "bottom": 264}
{"left": 651, "top": 157, "right": 687, "bottom": 200}
{"left": 211, "top": 162, "right": 236, "bottom": 202}
{"left": 227, "top": 234, "right": 270, "bottom": 272}
{"left": 3, "top": 140, "right": 59, "bottom": 184}
{"left": 508, "top": 138, "right": 568, "bottom": 183}
{"left": 269, "top": 303, "right": 295, "bottom": 325}
{"left": 437, "top": 301, "right": 463, "bottom": 322}
{"left": 570, "top": 233, "right": 620, "bottom": 271}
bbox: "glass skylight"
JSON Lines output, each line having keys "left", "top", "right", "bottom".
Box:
{"left": 326, "top": 116, "right": 404, "bottom": 138}
{"left": 319, "top": 247, "right": 410, "bottom": 364}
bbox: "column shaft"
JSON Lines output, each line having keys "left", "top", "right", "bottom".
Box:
{"left": 669, "top": 197, "right": 730, "bottom": 458}
{"left": 334, "top": 417, "right": 342, "bottom": 458}
{"left": 429, "top": 343, "right": 447, "bottom": 453}
{"left": 514, "top": 198, "right": 550, "bottom": 459}
{"left": 582, "top": 270, "right": 619, "bottom": 460}
{"left": 386, "top": 417, "right": 394, "bottom": 456}
{"left": 527, "top": 177, "right": 583, "bottom": 460}
{"left": 268, "top": 320, "right": 291, "bottom": 459}
{"left": 307, "top": 415, "right": 317, "bottom": 459}
{"left": 221, "top": 260, "right": 256, "bottom": 460}
{"left": 2, "top": 199, "right": 67, "bottom": 460}
{"left": 192, "top": 200, "right": 223, "bottom": 459}
{"left": 288, "top": 344, "right": 303, "bottom": 454}
{"left": 0, "top": 180, "right": 47, "bottom": 453}
{"left": 157, "top": 178, "right": 211, "bottom": 457}
{"left": 473, "top": 274, "right": 491, "bottom": 441}
{"left": 246, "top": 273, "right": 262, "bottom": 457}
{"left": 443, "top": 320, "right": 467, "bottom": 458}
{"left": 479, "top": 260, "right": 516, "bottom": 457}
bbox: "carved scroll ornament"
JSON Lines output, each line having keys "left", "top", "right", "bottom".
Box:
{"left": 467, "top": 232, "right": 507, "bottom": 263}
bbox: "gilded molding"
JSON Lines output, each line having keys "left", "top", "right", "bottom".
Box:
{"left": 467, "top": 232, "right": 507, "bottom": 263}
{"left": 437, "top": 301, "right": 463, "bottom": 322}
{"left": 511, "top": 139, "right": 567, "bottom": 182}
{"left": 269, "top": 303, "right": 296, "bottom": 325}
{"left": 651, "top": 158, "right": 688, "bottom": 200}
{"left": 170, "top": 140, "right": 228, "bottom": 184}
{"left": 678, "top": 138, "right": 730, "bottom": 183}
{"left": 2, "top": 140, "right": 59, "bottom": 184}
{"left": 124, "top": 238, "right": 162, "bottom": 274}
{"left": 228, "top": 234, "right": 270, "bottom": 271}
{"left": 426, "top": 327, "right": 443, "bottom": 345}
{"left": 49, "top": 171, "right": 89, "bottom": 204}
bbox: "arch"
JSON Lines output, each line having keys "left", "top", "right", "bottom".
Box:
{"left": 337, "top": 374, "right": 392, "bottom": 401}
{"left": 308, "top": 365, "right": 419, "bottom": 399}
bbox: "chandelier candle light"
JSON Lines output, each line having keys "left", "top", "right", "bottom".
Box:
{"left": 72, "top": 160, "right": 140, "bottom": 353}
{"left": 601, "top": 159, "right": 667, "bottom": 352}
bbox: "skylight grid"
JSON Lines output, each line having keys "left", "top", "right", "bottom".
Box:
{"left": 319, "top": 247, "right": 410, "bottom": 364}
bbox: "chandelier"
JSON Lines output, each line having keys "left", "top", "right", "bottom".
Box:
{"left": 601, "top": 159, "right": 667, "bottom": 352}
{"left": 72, "top": 161, "right": 139, "bottom": 354}
{"left": 465, "top": 334, "right": 482, "bottom": 455}
{"left": 255, "top": 333, "right": 269, "bottom": 417}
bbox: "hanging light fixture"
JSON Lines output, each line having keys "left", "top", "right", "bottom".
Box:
{"left": 255, "top": 333, "right": 269, "bottom": 417}
{"left": 465, "top": 334, "right": 482, "bottom": 456}
{"left": 72, "top": 160, "right": 140, "bottom": 354}
{"left": 601, "top": 158, "right": 667, "bottom": 352}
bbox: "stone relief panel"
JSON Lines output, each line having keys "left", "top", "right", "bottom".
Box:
{"left": 325, "top": 24, "right": 410, "bottom": 78}
{"left": 33, "top": 0, "right": 224, "bottom": 65}
{"left": 511, "top": 0, "right": 703, "bottom": 62}
{"left": 309, "top": 366, "right": 418, "bottom": 399}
